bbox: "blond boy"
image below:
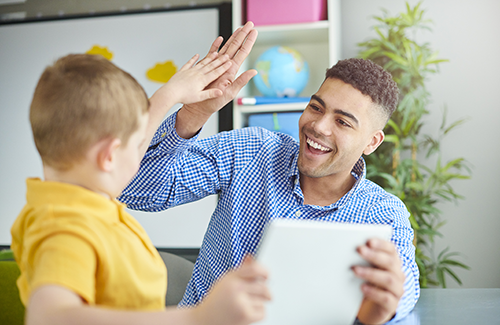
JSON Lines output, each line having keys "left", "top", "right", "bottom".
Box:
{"left": 11, "top": 42, "right": 270, "bottom": 325}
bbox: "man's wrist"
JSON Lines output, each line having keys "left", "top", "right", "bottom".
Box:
{"left": 176, "top": 104, "right": 212, "bottom": 139}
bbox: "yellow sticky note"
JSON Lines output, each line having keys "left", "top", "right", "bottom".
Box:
{"left": 146, "top": 61, "right": 177, "bottom": 83}
{"left": 86, "top": 45, "right": 113, "bottom": 60}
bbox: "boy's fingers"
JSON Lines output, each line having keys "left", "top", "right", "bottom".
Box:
{"left": 200, "top": 54, "right": 230, "bottom": 73}
{"left": 195, "top": 51, "right": 218, "bottom": 67}
{"left": 179, "top": 54, "right": 200, "bottom": 71}
{"left": 247, "top": 282, "right": 272, "bottom": 301}
{"left": 199, "top": 89, "right": 224, "bottom": 101}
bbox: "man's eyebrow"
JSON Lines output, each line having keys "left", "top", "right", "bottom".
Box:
{"left": 334, "top": 109, "right": 359, "bottom": 126}
{"left": 311, "top": 94, "right": 359, "bottom": 126}
{"left": 311, "top": 94, "right": 326, "bottom": 107}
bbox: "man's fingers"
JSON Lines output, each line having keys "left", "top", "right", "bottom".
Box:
{"left": 228, "top": 69, "right": 258, "bottom": 93}
{"left": 360, "top": 282, "right": 400, "bottom": 311}
{"left": 357, "top": 239, "right": 401, "bottom": 271}
{"left": 220, "top": 21, "right": 255, "bottom": 59}
{"left": 206, "top": 36, "right": 224, "bottom": 56}
{"left": 232, "top": 29, "right": 258, "bottom": 66}
{"left": 353, "top": 266, "right": 405, "bottom": 298}
{"left": 218, "top": 27, "right": 242, "bottom": 56}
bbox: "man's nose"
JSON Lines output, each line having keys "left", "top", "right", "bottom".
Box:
{"left": 312, "top": 115, "right": 333, "bottom": 137}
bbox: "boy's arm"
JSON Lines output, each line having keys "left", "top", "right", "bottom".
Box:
{"left": 26, "top": 257, "right": 270, "bottom": 325}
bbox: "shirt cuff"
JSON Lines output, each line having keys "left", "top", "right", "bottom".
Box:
{"left": 147, "top": 111, "right": 200, "bottom": 155}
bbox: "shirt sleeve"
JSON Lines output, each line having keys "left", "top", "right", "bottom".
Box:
{"left": 119, "top": 111, "right": 223, "bottom": 212}
{"left": 29, "top": 233, "right": 97, "bottom": 304}
{"left": 368, "top": 195, "right": 420, "bottom": 323}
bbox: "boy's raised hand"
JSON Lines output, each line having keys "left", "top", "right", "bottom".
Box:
{"left": 166, "top": 52, "right": 232, "bottom": 105}
{"left": 194, "top": 255, "right": 271, "bottom": 325}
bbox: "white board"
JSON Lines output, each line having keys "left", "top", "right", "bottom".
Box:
{"left": 0, "top": 7, "right": 225, "bottom": 248}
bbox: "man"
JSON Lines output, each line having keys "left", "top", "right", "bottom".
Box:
{"left": 120, "top": 23, "right": 419, "bottom": 324}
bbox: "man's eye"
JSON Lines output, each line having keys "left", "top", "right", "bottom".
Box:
{"left": 338, "top": 119, "right": 350, "bottom": 127}
{"left": 309, "top": 105, "right": 320, "bottom": 112}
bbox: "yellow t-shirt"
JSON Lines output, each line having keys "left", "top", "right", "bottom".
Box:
{"left": 11, "top": 178, "right": 167, "bottom": 310}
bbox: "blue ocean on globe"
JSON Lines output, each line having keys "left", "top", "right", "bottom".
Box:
{"left": 253, "top": 46, "right": 310, "bottom": 97}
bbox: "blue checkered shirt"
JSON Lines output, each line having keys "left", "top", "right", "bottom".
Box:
{"left": 119, "top": 112, "right": 420, "bottom": 323}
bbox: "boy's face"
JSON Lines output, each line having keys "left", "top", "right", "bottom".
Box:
{"left": 112, "top": 111, "right": 149, "bottom": 197}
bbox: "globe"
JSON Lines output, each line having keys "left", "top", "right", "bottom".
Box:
{"left": 253, "top": 46, "right": 310, "bottom": 97}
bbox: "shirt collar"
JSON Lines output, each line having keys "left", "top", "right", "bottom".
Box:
{"left": 25, "top": 178, "right": 123, "bottom": 224}
{"left": 289, "top": 154, "right": 367, "bottom": 209}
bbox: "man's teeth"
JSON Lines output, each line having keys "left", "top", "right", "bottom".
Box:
{"left": 307, "top": 138, "right": 331, "bottom": 152}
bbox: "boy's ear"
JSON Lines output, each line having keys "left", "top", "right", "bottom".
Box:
{"left": 96, "top": 138, "right": 121, "bottom": 172}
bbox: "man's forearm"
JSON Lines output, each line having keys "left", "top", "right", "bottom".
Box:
{"left": 175, "top": 104, "right": 214, "bottom": 139}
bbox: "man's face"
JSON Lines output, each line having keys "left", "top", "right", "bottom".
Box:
{"left": 297, "top": 78, "right": 384, "bottom": 180}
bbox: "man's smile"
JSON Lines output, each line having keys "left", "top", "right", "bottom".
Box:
{"left": 306, "top": 136, "right": 333, "bottom": 153}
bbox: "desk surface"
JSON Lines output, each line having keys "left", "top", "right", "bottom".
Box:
{"left": 394, "top": 288, "right": 500, "bottom": 324}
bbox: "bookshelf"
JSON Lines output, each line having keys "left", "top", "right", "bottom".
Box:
{"left": 231, "top": 0, "right": 341, "bottom": 129}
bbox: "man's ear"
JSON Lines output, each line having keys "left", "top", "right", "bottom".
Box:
{"left": 96, "top": 138, "right": 121, "bottom": 172}
{"left": 363, "top": 130, "right": 385, "bottom": 156}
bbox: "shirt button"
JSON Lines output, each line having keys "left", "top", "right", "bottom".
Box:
{"left": 294, "top": 179, "right": 299, "bottom": 185}
{"left": 295, "top": 211, "right": 302, "bottom": 217}
{"left": 161, "top": 132, "right": 166, "bottom": 137}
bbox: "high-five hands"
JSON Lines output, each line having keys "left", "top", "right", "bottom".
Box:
{"left": 354, "top": 239, "right": 405, "bottom": 324}
{"left": 144, "top": 21, "right": 258, "bottom": 151}
{"left": 176, "top": 21, "right": 259, "bottom": 138}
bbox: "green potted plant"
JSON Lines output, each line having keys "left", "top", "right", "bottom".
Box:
{"left": 357, "top": 2, "right": 470, "bottom": 288}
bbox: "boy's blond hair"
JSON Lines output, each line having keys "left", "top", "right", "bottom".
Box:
{"left": 30, "top": 54, "right": 150, "bottom": 171}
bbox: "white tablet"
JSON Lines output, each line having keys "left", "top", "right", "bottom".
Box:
{"left": 255, "top": 219, "right": 392, "bottom": 325}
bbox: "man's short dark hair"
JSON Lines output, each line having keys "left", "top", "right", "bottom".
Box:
{"left": 325, "top": 58, "right": 399, "bottom": 124}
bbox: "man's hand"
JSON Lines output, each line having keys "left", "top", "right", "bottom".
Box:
{"left": 194, "top": 255, "right": 271, "bottom": 325}
{"left": 354, "top": 239, "right": 405, "bottom": 324}
{"left": 176, "top": 21, "right": 259, "bottom": 139}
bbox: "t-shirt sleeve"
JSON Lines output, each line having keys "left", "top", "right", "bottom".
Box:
{"left": 30, "top": 233, "right": 97, "bottom": 304}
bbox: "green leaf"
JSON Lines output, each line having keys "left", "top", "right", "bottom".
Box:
{"left": 382, "top": 51, "right": 409, "bottom": 66}
{"left": 443, "top": 267, "right": 463, "bottom": 285}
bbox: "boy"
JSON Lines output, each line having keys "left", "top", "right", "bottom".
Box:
{"left": 10, "top": 52, "right": 270, "bottom": 325}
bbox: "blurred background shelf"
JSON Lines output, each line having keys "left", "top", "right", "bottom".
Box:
{"left": 231, "top": 0, "right": 340, "bottom": 129}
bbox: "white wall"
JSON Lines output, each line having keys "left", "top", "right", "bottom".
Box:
{"left": 341, "top": 0, "right": 500, "bottom": 288}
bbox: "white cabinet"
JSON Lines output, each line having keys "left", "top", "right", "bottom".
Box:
{"left": 231, "top": 0, "right": 341, "bottom": 129}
